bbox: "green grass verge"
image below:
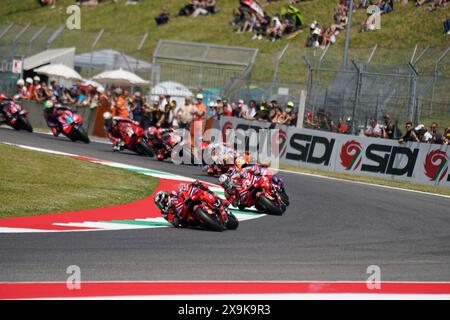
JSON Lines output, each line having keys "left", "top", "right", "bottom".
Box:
{"left": 0, "top": 144, "right": 158, "bottom": 218}
{"left": 279, "top": 163, "right": 450, "bottom": 196}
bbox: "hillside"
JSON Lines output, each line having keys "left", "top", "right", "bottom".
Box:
{"left": 1, "top": 0, "right": 449, "bottom": 82}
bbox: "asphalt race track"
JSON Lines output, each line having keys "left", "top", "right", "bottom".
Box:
{"left": 1, "top": 127, "right": 450, "bottom": 282}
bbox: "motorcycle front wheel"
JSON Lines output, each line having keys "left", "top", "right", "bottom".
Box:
{"left": 259, "top": 195, "right": 284, "bottom": 216}
{"left": 194, "top": 208, "right": 225, "bottom": 232}
{"left": 136, "top": 140, "right": 155, "bottom": 157}
{"left": 18, "top": 116, "right": 33, "bottom": 133}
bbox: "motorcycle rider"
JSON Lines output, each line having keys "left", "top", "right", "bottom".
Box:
{"left": 43, "top": 99, "right": 60, "bottom": 136}
{"left": 218, "top": 173, "right": 249, "bottom": 208}
{"left": 102, "top": 111, "right": 139, "bottom": 151}
{"left": 154, "top": 180, "right": 228, "bottom": 227}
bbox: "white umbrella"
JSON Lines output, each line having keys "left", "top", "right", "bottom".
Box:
{"left": 93, "top": 68, "right": 149, "bottom": 86}
{"left": 82, "top": 79, "right": 105, "bottom": 92}
{"left": 150, "top": 81, "right": 193, "bottom": 106}
{"left": 34, "top": 63, "right": 82, "bottom": 80}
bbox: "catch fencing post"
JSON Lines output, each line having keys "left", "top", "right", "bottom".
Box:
{"left": 0, "top": 24, "right": 13, "bottom": 41}
{"left": 135, "top": 31, "right": 149, "bottom": 73}
{"left": 351, "top": 60, "right": 362, "bottom": 135}
{"left": 27, "top": 25, "right": 47, "bottom": 56}
{"left": 11, "top": 24, "right": 31, "bottom": 58}
{"left": 343, "top": 0, "right": 354, "bottom": 68}
{"left": 46, "top": 26, "right": 64, "bottom": 50}
{"left": 88, "top": 29, "right": 104, "bottom": 79}
{"left": 407, "top": 62, "right": 418, "bottom": 123}
{"left": 430, "top": 47, "right": 450, "bottom": 115}
{"left": 296, "top": 90, "right": 307, "bottom": 129}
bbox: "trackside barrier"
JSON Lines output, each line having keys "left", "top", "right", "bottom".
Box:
{"left": 212, "top": 116, "right": 450, "bottom": 188}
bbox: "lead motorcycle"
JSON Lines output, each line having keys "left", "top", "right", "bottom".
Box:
{"left": 179, "top": 184, "right": 239, "bottom": 231}
{"left": 0, "top": 96, "right": 33, "bottom": 132}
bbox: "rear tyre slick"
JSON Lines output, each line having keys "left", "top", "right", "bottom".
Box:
{"left": 194, "top": 208, "right": 225, "bottom": 232}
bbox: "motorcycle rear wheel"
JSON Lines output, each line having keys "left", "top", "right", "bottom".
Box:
{"left": 76, "top": 127, "right": 90, "bottom": 144}
{"left": 194, "top": 208, "right": 225, "bottom": 232}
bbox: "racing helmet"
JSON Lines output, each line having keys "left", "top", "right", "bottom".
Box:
{"left": 219, "top": 174, "right": 232, "bottom": 191}
{"left": 235, "top": 156, "right": 246, "bottom": 169}
{"left": 43, "top": 101, "right": 54, "bottom": 109}
{"left": 154, "top": 191, "right": 170, "bottom": 211}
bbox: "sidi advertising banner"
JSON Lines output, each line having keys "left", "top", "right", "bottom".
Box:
{"left": 213, "top": 117, "right": 450, "bottom": 187}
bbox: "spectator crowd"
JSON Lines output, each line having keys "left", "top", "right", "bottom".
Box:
{"left": 13, "top": 75, "right": 450, "bottom": 145}
{"left": 303, "top": 108, "right": 450, "bottom": 145}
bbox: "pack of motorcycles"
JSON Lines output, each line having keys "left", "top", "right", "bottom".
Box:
{"left": 1, "top": 98, "right": 289, "bottom": 231}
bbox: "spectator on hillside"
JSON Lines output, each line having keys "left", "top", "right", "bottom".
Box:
{"left": 179, "top": 1, "right": 196, "bottom": 16}
{"left": 364, "top": 117, "right": 382, "bottom": 138}
{"left": 38, "top": 0, "right": 56, "bottom": 8}
{"left": 444, "top": 18, "right": 450, "bottom": 35}
{"left": 306, "top": 22, "right": 322, "bottom": 48}
{"left": 251, "top": 15, "right": 271, "bottom": 40}
{"left": 155, "top": 7, "right": 170, "bottom": 25}
{"left": 424, "top": 0, "right": 448, "bottom": 12}
{"left": 361, "top": 7, "right": 380, "bottom": 32}
{"left": 398, "top": 121, "right": 420, "bottom": 143}
{"left": 267, "top": 14, "right": 284, "bottom": 41}
{"left": 192, "top": 0, "right": 217, "bottom": 17}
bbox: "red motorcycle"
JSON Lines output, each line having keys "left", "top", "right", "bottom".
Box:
{"left": 55, "top": 107, "right": 90, "bottom": 143}
{"left": 146, "top": 127, "right": 179, "bottom": 161}
{"left": 179, "top": 184, "right": 239, "bottom": 231}
{"left": 0, "top": 98, "right": 33, "bottom": 132}
{"left": 116, "top": 121, "right": 154, "bottom": 157}
{"left": 237, "top": 172, "right": 286, "bottom": 215}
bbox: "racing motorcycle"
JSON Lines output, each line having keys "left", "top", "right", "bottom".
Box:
{"left": 237, "top": 172, "right": 286, "bottom": 215}
{"left": 180, "top": 185, "right": 239, "bottom": 231}
{"left": 55, "top": 106, "right": 90, "bottom": 143}
{"left": 0, "top": 98, "right": 33, "bottom": 132}
{"left": 116, "top": 121, "right": 154, "bottom": 157}
{"left": 146, "top": 127, "right": 179, "bottom": 161}
{"left": 250, "top": 164, "right": 289, "bottom": 206}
